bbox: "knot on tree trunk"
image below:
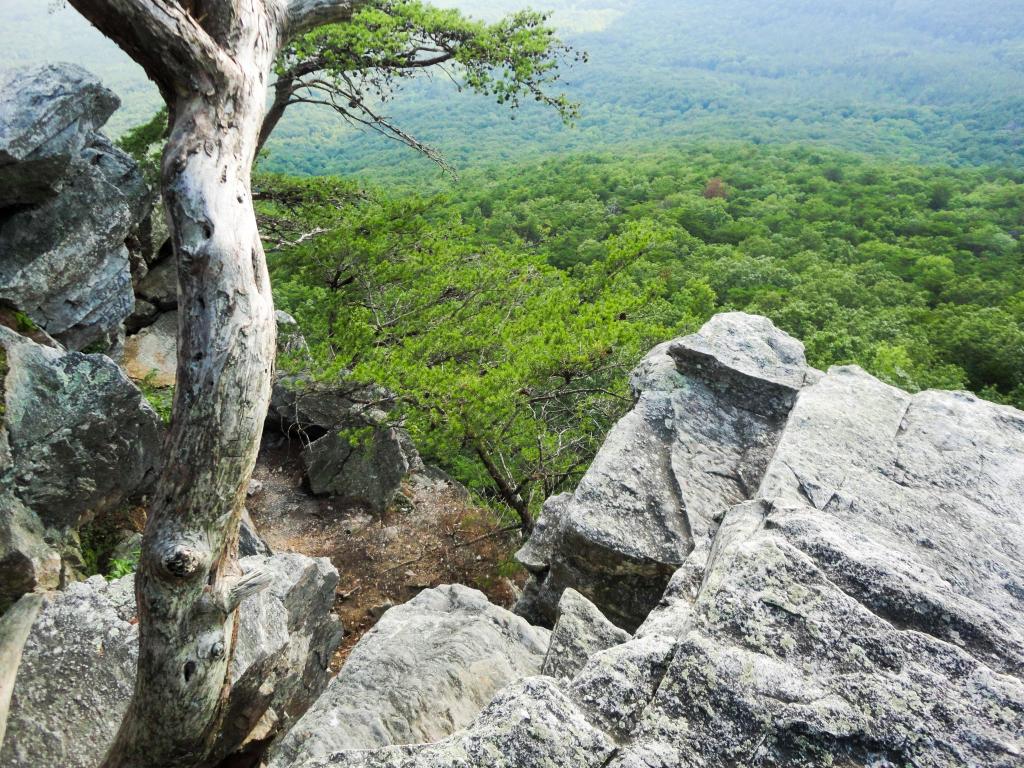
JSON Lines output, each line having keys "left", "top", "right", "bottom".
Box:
{"left": 161, "top": 546, "right": 205, "bottom": 579}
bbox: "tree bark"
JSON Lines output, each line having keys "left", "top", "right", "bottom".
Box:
{"left": 62, "top": 1, "right": 356, "bottom": 766}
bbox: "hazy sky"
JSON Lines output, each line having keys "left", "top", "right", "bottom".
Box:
{"left": 0, "top": 1, "right": 624, "bottom": 132}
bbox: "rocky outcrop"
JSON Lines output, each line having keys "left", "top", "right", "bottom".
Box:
{"left": 516, "top": 312, "right": 820, "bottom": 630}
{"left": 541, "top": 588, "right": 630, "bottom": 681}
{"left": 266, "top": 585, "right": 550, "bottom": 767}
{"left": 122, "top": 309, "right": 177, "bottom": 386}
{"left": 279, "top": 313, "right": 1024, "bottom": 768}
{"left": 269, "top": 375, "right": 422, "bottom": 514}
{"left": 605, "top": 366, "right": 1024, "bottom": 767}
{"left": 0, "top": 553, "right": 342, "bottom": 768}
{"left": 0, "top": 64, "right": 149, "bottom": 350}
{"left": 0, "top": 326, "right": 162, "bottom": 607}
{"left": 0, "top": 64, "right": 119, "bottom": 207}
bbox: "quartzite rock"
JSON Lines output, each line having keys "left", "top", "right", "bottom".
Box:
{"left": 292, "top": 677, "right": 615, "bottom": 768}
{"left": 0, "top": 326, "right": 162, "bottom": 533}
{"left": 0, "top": 64, "right": 149, "bottom": 349}
{"left": 122, "top": 309, "right": 177, "bottom": 386}
{"left": 267, "top": 585, "right": 550, "bottom": 767}
{"left": 135, "top": 256, "right": 177, "bottom": 310}
{"left": 0, "top": 63, "right": 119, "bottom": 207}
{"left": 280, "top": 316, "right": 1024, "bottom": 768}
{"left": 270, "top": 374, "right": 422, "bottom": 513}
{"left": 515, "top": 313, "right": 819, "bottom": 630}
{"left": 541, "top": 588, "right": 630, "bottom": 681}
{"left": 0, "top": 553, "right": 342, "bottom": 768}
{"left": 0, "top": 132, "right": 147, "bottom": 350}
{"left": 609, "top": 366, "right": 1024, "bottom": 767}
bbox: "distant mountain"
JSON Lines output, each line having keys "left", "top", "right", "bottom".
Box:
{"left": 2, "top": 0, "right": 1022, "bottom": 176}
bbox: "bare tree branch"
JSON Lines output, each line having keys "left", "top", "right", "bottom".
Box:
{"left": 287, "top": 0, "right": 364, "bottom": 37}
{"left": 67, "top": 0, "right": 234, "bottom": 94}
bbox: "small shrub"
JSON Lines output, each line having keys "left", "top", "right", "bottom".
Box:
{"left": 139, "top": 370, "right": 174, "bottom": 424}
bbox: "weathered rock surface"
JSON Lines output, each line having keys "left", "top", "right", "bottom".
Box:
{"left": 267, "top": 585, "right": 550, "bottom": 767}
{"left": 281, "top": 314, "right": 1024, "bottom": 768}
{"left": 0, "top": 326, "right": 162, "bottom": 606}
{"left": 270, "top": 375, "right": 422, "bottom": 513}
{"left": 0, "top": 493, "right": 61, "bottom": 613}
{"left": 541, "top": 588, "right": 630, "bottom": 681}
{"left": 0, "top": 133, "right": 147, "bottom": 349}
{"left": 516, "top": 312, "right": 819, "bottom": 629}
{"left": 0, "top": 553, "right": 342, "bottom": 768}
{"left": 0, "top": 64, "right": 119, "bottom": 207}
{"left": 0, "top": 65, "right": 149, "bottom": 350}
{"left": 293, "top": 677, "right": 615, "bottom": 768}
{"left": 135, "top": 256, "right": 177, "bottom": 310}
{"left": 239, "top": 507, "right": 273, "bottom": 557}
{"left": 0, "top": 594, "right": 43, "bottom": 746}
{"left": 608, "top": 368, "right": 1024, "bottom": 766}
{"left": 0, "top": 574, "right": 137, "bottom": 768}
{"left": 122, "top": 309, "right": 177, "bottom": 386}
{"left": 0, "top": 326, "right": 162, "bottom": 531}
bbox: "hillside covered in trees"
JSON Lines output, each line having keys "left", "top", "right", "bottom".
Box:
{"left": 259, "top": 143, "right": 1024, "bottom": 520}
{"left": 3, "top": 1, "right": 1024, "bottom": 767}
{"left": 5, "top": 0, "right": 1024, "bottom": 174}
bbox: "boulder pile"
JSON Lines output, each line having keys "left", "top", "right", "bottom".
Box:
{"left": 268, "top": 312, "right": 1024, "bottom": 768}
{"left": 0, "top": 553, "right": 342, "bottom": 768}
{"left": 0, "top": 64, "right": 151, "bottom": 352}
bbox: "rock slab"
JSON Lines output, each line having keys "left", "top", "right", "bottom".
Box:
{"left": 516, "top": 312, "right": 819, "bottom": 629}
{"left": 267, "top": 584, "right": 550, "bottom": 767}
{"left": 0, "top": 553, "right": 342, "bottom": 768}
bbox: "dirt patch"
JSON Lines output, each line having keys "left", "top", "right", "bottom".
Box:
{"left": 247, "top": 430, "right": 527, "bottom": 669}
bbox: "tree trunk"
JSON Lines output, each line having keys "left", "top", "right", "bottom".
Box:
{"left": 62, "top": 3, "right": 362, "bottom": 765}
{"left": 100, "top": 17, "right": 279, "bottom": 768}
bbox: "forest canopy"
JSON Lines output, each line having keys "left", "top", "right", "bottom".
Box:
{"left": 260, "top": 142, "right": 1024, "bottom": 522}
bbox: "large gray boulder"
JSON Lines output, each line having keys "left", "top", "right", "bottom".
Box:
{"left": 280, "top": 316, "right": 1024, "bottom": 768}
{"left": 0, "top": 63, "right": 119, "bottom": 207}
{"left": 0, "top": 326, "right": 162, "bottom": 531}
{"left": 0, "top": 553, "right": 342, "bottom": 768}
{"left": 609, "top": 367, "right": 1024, "bottom": 767}
{"left": 270, "top": 375, "right": 422, "bottom": 513}
{"left": 0, "top": 326, "right": 162, "bottom": 606}
{"left": 267, "top": 585, "right": 550, "bottom": 768}
{"left": 515, "top": 313, "right": 820, "bottom": 629}
{"left": 0, "top": 65, "right": 149, "bottom": 350}
{"left": 541, "top": 588, "right": 630, "bottom": 681}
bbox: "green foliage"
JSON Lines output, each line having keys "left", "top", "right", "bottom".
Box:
{"left": 139, "top": 371, "right": 173, "bottom": 425}
{"left": 272, "top": 0, "right": 582, "bottom": 169}
{"left": 107, "top": 553, "right": 139, "bottom": 580}
{"left": 115, "top": 106, "right": 167, "bottom": 185}
{"left": 259, "top": 174, "right": 693, "bottom": 523}
{"left": 12, "top": 311, "right": 37, "bottom": 332}
{"left": 79, "top": 520, "right": 140, "bottom": 580}
{"left": 262, "top": 142, "right": 1024, "bottom": 526}
{"left": 444, "top": 142, "right": 1024, "bottom": 403}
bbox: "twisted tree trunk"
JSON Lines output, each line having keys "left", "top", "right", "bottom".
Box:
{"left": 64, "top": 2, "right": 360, "bottom": 766}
